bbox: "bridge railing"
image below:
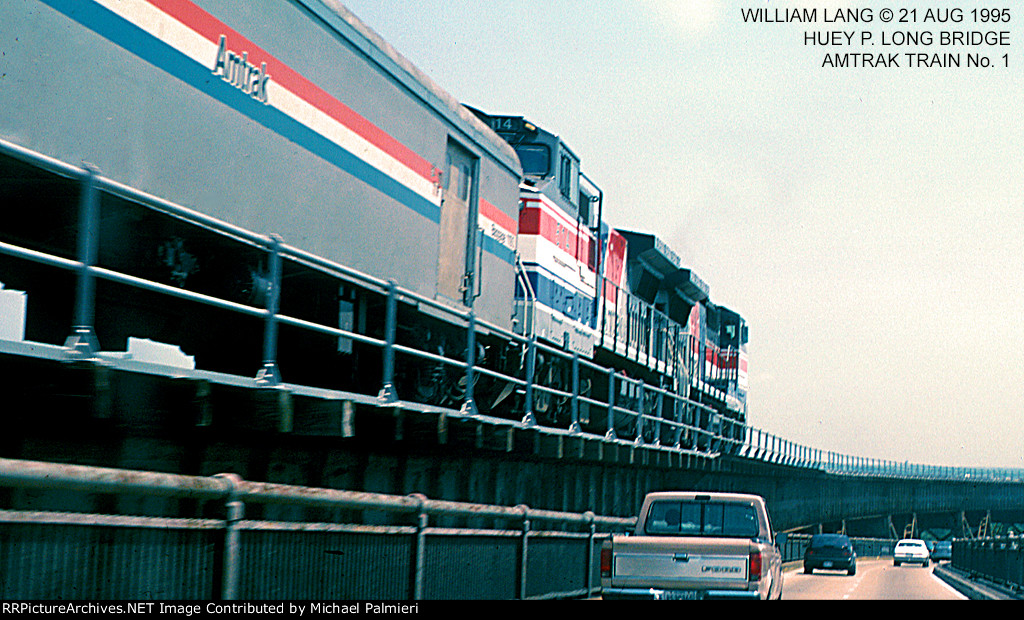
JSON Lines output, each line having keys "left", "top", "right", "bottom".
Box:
{"left": 0, "top": 137, "right": 722, "bottom": 456}
{"left": 1, "top": 137, "right": 1023, "bottom": 484}
{"left": 952, "top": 538, "right": 1024, "bottom": 594}
{"left": 729, "top": 427, "right": 1024, "bottom": 482}
{"left": 0, "top": 457, "right": 635, "bottom": 600}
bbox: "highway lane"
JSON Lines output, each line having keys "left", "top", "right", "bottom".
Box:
{"left": 783, "top": 559, "right": 967, "bottom": 600}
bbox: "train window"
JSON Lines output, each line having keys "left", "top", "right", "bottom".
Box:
{"left": 442, "top": 155, "right": 473, "bottom": 202}
{"left": 514, "top": 144, "right": 550, "bottom": 176}
{"left": 458, "top": 163, "right": 471, "bottom": 201}
{"left": 578, "top": 190, "right": 591, "bottom": 225}
{"left": 559, "top": 153, "right": 578, "bottom": 205}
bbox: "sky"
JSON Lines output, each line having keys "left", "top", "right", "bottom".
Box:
{"left": 339, "top": 0, "right": 1023, "bottom": 469}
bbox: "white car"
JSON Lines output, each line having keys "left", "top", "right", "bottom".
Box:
{"left": 893, "top": 539, "right": 930, "bottom": 567}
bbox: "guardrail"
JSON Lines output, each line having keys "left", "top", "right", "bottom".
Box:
{"left": 952, "top": 538, "right": 1024, "bottom": 594}
{"left": 0, "top": 457, "right": 634, "bottom": 600}
{"left": 2, "top": 136, "right": 1024, "bottom": 484}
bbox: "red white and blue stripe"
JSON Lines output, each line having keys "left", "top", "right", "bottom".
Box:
{"left": 516, "top": 193, "right": 598, "bottom": 327}
{"left": 37, "top": 0, "right": 517, "bottom": 263}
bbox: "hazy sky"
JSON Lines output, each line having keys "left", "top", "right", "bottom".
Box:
{"left": 340, "top": 0, "right": 1023, "bottom": 468}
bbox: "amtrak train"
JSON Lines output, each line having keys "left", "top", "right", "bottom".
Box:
{"left": 0, "top": 0, "right": 747, "bottom": 445}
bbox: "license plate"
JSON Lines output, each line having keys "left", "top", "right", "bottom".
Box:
{"left": 660, "top": 590, "right": 703, "bottom": 600}
{"left": 823, "top": 561, "right": 833, "bottom": 568}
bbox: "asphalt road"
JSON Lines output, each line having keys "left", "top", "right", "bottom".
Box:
{"left": 783, "top": 558, "right": 967, "bottom": 600}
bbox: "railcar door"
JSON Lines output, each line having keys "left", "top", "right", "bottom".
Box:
{"left": 437, "top": 141, "right": 478, "bottom": 305}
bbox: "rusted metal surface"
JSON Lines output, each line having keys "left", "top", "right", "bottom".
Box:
{"left": 0, "top": 458, "right": 230, "bottom": 500}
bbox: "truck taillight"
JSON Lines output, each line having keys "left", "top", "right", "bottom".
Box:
{"left": 600, "top": 545, "right": 613, "bottom": 578}
{"left": 749, "top": 550, "right": 762, "bottom": 582}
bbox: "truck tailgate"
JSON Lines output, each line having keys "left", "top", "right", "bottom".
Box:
{"left": 610, "top": 537, "right": 753, "bottom": 588}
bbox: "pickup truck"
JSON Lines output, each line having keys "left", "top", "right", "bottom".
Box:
{"left": 600, "top": 491, "right": 787, "bottom": 600}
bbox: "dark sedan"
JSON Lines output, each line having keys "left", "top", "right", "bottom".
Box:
{"left": 804, "top": 534, "right": 857, "bottom": 575}
{"left": 930, "top": 541, "right": 952, "bottom": 562}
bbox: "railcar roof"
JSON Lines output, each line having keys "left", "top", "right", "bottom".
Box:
{"left": 310, "top": 0, "right": 522, "bottom": 177}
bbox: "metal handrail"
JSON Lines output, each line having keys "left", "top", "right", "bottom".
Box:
{"left": 0, "top": 457, "right": 635, "bottom": 600}
{"left": 952, "top": 537, "right": 1024, "bottom": 594}
{"left": 2, "top": 136, "right": 1024, "bottom": 483}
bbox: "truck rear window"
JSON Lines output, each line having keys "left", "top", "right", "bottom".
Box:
{"left": 645, "top": 501, "right": 759, "bottom": 538}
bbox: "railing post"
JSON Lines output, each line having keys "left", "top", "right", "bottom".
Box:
{"left": 645, "top": 307, "right": 652, "bottom": 367}
{"left": 612, "top": 289, "right": 620, "bottom": 352}
{"left": 604, "top": 368, "right": 616, "bottom": 441}
{"left": 215, "top": 473, "right": 245, "bottom": 601}
{"left": 689, "top": 402, "right": 698, "bottom": 450}
{"left": 378, "top": 280, "right": 399, "bottom": 403}
{"left": 671, "top": 395, "right": 683, "bottom": 448}
{"left": 585, "top": 513, "right": 597, "bottom": 597}
{"left": 461, "top": 311, "right": 478, "bottom": 416}
{"left": 711, "top": 412, "right": 721, "bottom": 453}
{"left": 569, "top": 350, "right": 582, "bottom": 433}
{"left": 634, "top": 380, "right": 645, "bottom": 445}
{"left": 521, "top": 336, "right": 537, "bottom": 427}
{"left": 64, "top": 164, "right": 101, "bottom": 359}
{"left": 256, "top": 235, "right": 282, "bottom": 386}
{"left": 518, "top": 506, "right": 531, "bottom": 600}
{"left": 409, "top": 493, "right": 427, "bottom": 601}
{"left": 652, "top": 383, "right": 664, "bottom": 447}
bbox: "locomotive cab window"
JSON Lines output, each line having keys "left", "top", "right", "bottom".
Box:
{"left": 514, "top": 144, "right": 551, "bottom": 177}
{"left": 559, "top": 152, "right": 579, "bottom": 207}
{"left": 578, "top": 189, "right": 593, "bottom": 228}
